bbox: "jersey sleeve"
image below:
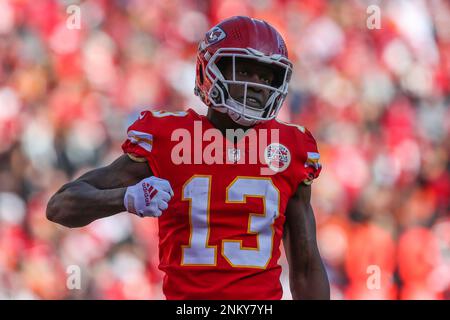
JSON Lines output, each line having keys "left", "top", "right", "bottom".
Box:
{"left": 298, "top": 128, "right": 322, "bottom": 185}
{"left": 121, "top": 110, "right": 161, "bottom": 176}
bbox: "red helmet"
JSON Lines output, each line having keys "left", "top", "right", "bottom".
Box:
{"left": 194, "top": 16, "right": 293, "bottom": 126}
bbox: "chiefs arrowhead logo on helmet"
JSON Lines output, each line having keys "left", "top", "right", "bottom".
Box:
{"left": 205, "top": 27, "right": 226, "bottom": 45}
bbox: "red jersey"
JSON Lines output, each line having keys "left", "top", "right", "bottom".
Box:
{"left": 121, "top": 109, "right": 321, "bottom": 299}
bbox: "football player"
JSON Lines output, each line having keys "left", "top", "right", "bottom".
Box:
{"left": 47, "top": 16, "right": 330, "bottom": 300}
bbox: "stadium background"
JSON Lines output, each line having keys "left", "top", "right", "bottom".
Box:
{"left": 0, "top": 0, "right": 448, "bottom": 299}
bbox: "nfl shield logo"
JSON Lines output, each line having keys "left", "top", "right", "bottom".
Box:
{"left": 227, "top": 148, "right": 241, "bottom": 163}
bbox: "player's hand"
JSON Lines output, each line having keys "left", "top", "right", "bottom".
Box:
{"left": 124, "top": 176, "right": 174, "bottom": 218}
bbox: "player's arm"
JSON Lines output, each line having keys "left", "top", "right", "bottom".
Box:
{"left": 46, "top": 154, "right": 152, "bottom": 228}
{"left": 283, "top": 183, "right": 330, "bottom": 300}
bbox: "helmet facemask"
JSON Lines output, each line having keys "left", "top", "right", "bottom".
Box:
{"left": 204, "top": 48, "right": 293, "bottom": 126}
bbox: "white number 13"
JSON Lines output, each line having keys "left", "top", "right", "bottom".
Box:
{"left": 181, "top": 176, "right": 280, "bottom": 269}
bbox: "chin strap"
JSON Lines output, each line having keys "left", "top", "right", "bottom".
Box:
{"left": 227, "top": 108, "right": 259, "bottom": 127}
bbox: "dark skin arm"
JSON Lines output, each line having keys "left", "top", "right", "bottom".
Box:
{"left": 283, "top": 183, "right": 330, "bottom": 300}
{"left": 46, "top": 154, "right": 152, "bottom": 228}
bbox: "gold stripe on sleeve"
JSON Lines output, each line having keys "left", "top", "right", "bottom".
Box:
{"left": 127, "top": 153, "right": 147, "bottom": 163}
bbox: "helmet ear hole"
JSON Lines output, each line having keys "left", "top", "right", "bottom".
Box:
{"left": 212, "top": 80, "right": 229, "bottom": 103}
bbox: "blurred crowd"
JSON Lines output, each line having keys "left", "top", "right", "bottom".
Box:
{"left": 0, "top": 0, "right": 448, "bottom": 299}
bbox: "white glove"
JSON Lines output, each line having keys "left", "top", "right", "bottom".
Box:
{"left": 124, "top": 176, "right": 174, "bottom": 217}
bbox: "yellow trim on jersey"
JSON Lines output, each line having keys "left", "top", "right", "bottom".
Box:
{"left": 127, "top": 153, "right": 147, "bottom": 163}
{"left": 223, "top": 176, "right": 280, "bottom": 269}
{"left": 274, "top": 118, "right": 305, "bottom": 133}
{"left": 180, "top": 175, "right": 218, "bottom": 267}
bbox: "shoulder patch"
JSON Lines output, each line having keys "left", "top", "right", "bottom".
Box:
{"left": 264, "top": 143, "right": 291, "bottom": 173}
